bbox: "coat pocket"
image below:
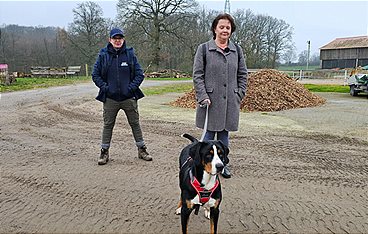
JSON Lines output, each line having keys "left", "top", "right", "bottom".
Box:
{"left": 206, "top": 87, "right": 214, "bottom": 93}
{"left": 234, "top": 88, "right": 242, "bottom": 101}
{"left": 96, "top": 86, "right": 107, "bottom": 102}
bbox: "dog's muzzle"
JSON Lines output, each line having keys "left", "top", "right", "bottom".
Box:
{"left": 215, "top": 163, "right": 224, "bottom": 173}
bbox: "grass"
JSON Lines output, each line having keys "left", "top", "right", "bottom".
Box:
{"left": 145, "top": 77, "right": 191, "bottom": 81}
{"left": 277, "top": 65, "right": 320, "bottom": 71}
{"left": 303, "top": 84, "right": 349, "bottom": 93}
{"left": 1, "top": 76, "right": 349, "bottom": 95}
{"left": 143, "top": 83, "right": 193, "bottom": 95}
{"left": 0, "top": 76, "right": 191, "bottom": 93}
{"left": 142, "top": 83, "right": 349, "bottom": 95}
{"left": 0, "top": 76, "right": 90, "bottom": 93}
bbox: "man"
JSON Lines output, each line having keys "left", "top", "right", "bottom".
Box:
{"left": 92, "top": 28, "right": 152, "bottom": 165}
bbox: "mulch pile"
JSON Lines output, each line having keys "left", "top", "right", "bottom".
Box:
{"left": 171, "top": 69, "right": 326, "bottom": 112}
{"left": 145, "top": 69, "right": 189, "bottom": 78}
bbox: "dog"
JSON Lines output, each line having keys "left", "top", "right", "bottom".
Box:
{"left": 176, "top": 133, "right": 229, "bottom": 234}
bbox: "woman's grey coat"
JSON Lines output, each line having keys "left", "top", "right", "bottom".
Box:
{"left": 193, "top": 39, "right": 248, "bottom": 132}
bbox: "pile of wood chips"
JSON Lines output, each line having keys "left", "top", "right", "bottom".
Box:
{"left": 145, "top": 69, "right": 189, "bottom": 78}
{"left": 171, "top": 69, "right": 326, "bottom": 112}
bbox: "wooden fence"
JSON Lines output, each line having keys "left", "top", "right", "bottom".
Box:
{"left": 30, "top": 66, "right": 81, "bottom": 77}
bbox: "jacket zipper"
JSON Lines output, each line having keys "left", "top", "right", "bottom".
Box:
{"left": 116, "top": 54, "right": 121, "bottom": 98}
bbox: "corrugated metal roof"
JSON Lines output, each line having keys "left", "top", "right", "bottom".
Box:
{"left": 320, "top": 36, "right": 368, "bottom": 50}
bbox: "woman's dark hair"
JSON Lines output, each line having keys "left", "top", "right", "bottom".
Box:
{"left": 211, "top": 13, "right": 236, "bottom": 40}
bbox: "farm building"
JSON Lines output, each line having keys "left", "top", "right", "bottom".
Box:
{"left": 320, "top": 36, "right": 368, "bottom": 69}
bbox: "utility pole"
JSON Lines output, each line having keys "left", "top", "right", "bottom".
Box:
{"left": 306, "top": 40, "right": 311, "bottom": 70}
{"left": 224, "top": 0, "right": 230, "bottom": 13}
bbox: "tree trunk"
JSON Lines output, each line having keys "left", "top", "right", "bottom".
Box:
{"left": 153, "top": 14, "right": 160, "bottom": 67}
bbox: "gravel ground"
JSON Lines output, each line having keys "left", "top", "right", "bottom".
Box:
{"left": 0, "top": 80, "right": 368, "bottom": 233}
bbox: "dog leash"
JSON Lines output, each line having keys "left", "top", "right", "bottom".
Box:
{"left": 199, "top": 103, "right": 209, "bottom": 142}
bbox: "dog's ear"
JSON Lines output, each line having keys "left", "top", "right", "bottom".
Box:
{"left": 189, "top": 142, "right": 203, "bottom": 167}
{"left": 218, "top": 140, "right": 230, "bottom": 164}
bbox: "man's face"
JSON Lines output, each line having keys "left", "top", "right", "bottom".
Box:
{"left": 109, "top": 36, "right": 124, "bottom": 49}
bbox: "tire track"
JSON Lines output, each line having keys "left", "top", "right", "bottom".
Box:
{"left": 229, "top": 132, "right": 368, "bottom": 189}
{"left": 1, "top": 86, "right": 368, "bottom": 233}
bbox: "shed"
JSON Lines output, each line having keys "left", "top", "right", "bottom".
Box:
{"left": 0, "top": 64, "right": 9, "bottom": 78}
{"left": 320, "top": 36, "right": 368, "bottom": 69}
{"left": 0, "top": 64, "right": 11, "bottom": 85}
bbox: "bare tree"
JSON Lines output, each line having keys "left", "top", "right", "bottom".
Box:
{"left": 233, "top": 10, "right": 269, "bottom": 68}
{"left": 0, "top": 5, "right": 299, "bottom": 74}
{"left": 309, "top": 52, "right": 320, "bottom": 66}
{"left": 185, "top": 8, "right": 217, "bottom": 57}
{"left": 0, "top": 28, "right": 6, "bottom": 62}
{"left": 160, "top": 8, "right": 217, "bottom": 71}
{"left": 57, "top": 28, "right": 71, "bottom": 67}
{"left": 282, "top": 45, "right": 297, "bottom": 65}
{"left": 298, "top": 50, "right": 308, "bottom": 65}
{"left": 264, "top": 17, "right": 293, "bottom": 68}
{"left": 116, "top": 0, "right": 198, "bottom": 68}
{"left": 68, "top": 1, "right": 109, "bottom": 66}
{"left": 233, "top": 9, "right": 294, "bottom": 68}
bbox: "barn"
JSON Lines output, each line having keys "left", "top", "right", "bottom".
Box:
{"left": 320, "top": 36, "right": 368, "bottom": 69}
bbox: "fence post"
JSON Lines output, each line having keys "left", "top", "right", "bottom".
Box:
{"left": 344, "top": 70, "right": 348, "bottom": 86}
{"left": 299, "top": 70, "right": 303, "bottom": 80}
{"left": 85, "top": 64, "right": 88, "bottom": 77}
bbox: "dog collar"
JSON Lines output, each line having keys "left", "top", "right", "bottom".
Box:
{"left": 190, "top": 170, "right": 219, "bottom": 204}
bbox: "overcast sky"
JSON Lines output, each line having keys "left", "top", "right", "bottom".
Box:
{"left": 0, "top": 0, "right": 367, "bottom": 56}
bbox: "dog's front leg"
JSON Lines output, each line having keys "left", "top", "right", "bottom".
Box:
{"left": 181, "top": 203, "right": 193, "bottom": 234}
{"left": 210, "top": 206, "right": 220, "bottom": 234}
{"left": 205, "top": 197, "right": 220, "bottom": 219}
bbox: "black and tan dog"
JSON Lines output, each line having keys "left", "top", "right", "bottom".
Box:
{"left": 176, "top": 134, "right": 229, "bottom": 234}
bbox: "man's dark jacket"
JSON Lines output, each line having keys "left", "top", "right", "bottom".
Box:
{"left": 92, "top": 42, "right": 145, "bottom": 102}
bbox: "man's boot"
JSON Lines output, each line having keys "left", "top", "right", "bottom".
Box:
{"left": 98, "top": 148, "right": 109, "bottom": 165}
{"left": 138, "top": 145, "right": 152, "bottom": 161}
{"left": 221, "top": 165, "right": 231, "bottom": 178}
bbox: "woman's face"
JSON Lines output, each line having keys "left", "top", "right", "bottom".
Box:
{"left": 215, "top": 19, "right": 231, "bottom": 41}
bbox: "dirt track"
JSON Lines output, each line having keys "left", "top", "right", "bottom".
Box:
{"left": 1, "top": 80, "right": 368, "bottom": 233}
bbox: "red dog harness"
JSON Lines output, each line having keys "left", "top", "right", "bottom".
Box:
{"left": 190, "top": 170, "right": 219, "bottom": 204}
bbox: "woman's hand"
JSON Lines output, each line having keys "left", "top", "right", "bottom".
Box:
{"left": 200, "top": 98, "right": 211, "bottom": 108}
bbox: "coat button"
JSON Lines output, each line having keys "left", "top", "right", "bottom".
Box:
{"left": 224, "top": 84, "right": 227, "bottom": 87}
{"left": 223, "top": 96, "right": 226, "bottom": 99}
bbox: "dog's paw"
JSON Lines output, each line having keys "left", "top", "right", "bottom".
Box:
{"left": 204, "top": 207, "right": 210, "bottom": 219}
{"left": 175, "top": 207, "right": 181, "bottom": 215}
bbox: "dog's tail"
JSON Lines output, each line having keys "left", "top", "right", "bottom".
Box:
{"left": 182, "top": 133, "right": 198, "bottom": 143}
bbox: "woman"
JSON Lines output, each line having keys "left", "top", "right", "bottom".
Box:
{"left": 193, "top": 13, "right": 248, "bottom": 178}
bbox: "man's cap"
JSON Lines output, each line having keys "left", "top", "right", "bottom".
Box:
{"left": 110, "top": 28, "right": 124, "bottom": 38}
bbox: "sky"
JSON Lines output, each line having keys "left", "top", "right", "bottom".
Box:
{"left": 0, "top": 0, "right": 367, "bottom": 56}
